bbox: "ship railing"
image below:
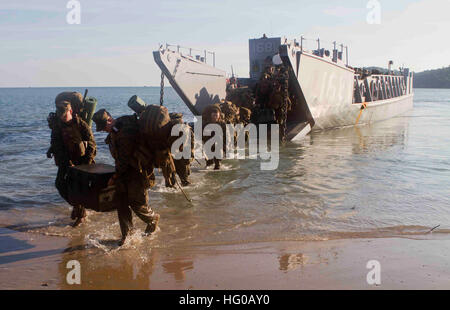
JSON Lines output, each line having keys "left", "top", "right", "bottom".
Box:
{"left": 353, "top": 74, "right": 408, "bottom": 103}
{"left": 294, "top": 36, "right": 349, "bottom": 66}
{"left": 162, "top": 43, "right": 216, "bottom": 67}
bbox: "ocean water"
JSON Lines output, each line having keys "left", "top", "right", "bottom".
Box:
{"left": 0, "top": 87, "right": 449, "bottom": 250}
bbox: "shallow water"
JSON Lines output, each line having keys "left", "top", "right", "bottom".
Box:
{"left": 0, "top": 87, "right": 449, "bottom": 252}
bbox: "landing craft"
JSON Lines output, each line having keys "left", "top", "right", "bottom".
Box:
{"left": 153, "top": 36, "right": 414, "bottom": 141}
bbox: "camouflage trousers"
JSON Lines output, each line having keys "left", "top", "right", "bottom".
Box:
{"left": 174, "top": 158, "right": 191, "bottom": 186}
{"left": 55, "top": 166, "right": 86, "bottom": 219}
{"left": 203, "top": 140, "right": 222, "bottom": 169}
{"left": 114, "top": 169, "right": 156, "bottom": 238}
{"left": 206, "top": 158, "right": 221, "bottom": 169}
{"left": 275, "top": 106, "right": 287, "bottom": 142}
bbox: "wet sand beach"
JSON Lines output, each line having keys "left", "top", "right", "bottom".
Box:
{"left": 1, "top": 226, "right": 449, "bottom": 289}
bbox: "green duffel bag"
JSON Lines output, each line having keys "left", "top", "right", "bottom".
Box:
{"left": 128, "top": 95, "right": 148, "bottom": 115}
{"left": 80, "top": 96, "right": 97, "bottom": 127}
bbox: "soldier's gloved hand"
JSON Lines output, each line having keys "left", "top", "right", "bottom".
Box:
{"left": 46, "top": 149, "right": 53, "bottom": 159}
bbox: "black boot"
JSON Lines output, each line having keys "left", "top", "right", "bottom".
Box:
{"left": 72, "top": 205, "right": 86, "bottom": 227}
{"left": 70, "top": 207, "right": 77, "bottom": 220}
{"left": 181, "top": 179, "right": 191, "bottom": 186}
{"left": 72, "top": 216, "right": 84, "bottom": 227}
{"left": 118, "top": 235, "right": 128, "bottom": 246}
{"left": 145, "top": 213, "right": 160, "bottom": 235}
{"left": 214, "top": 159, "right": 221, "bottom": 170}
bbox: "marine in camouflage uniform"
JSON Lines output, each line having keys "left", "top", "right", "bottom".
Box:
{"left": 202, "top": 104, "right": 226, "bottom": 170}
{"left": 50, "top": 101, "right": 96, "bottom": 227}
{"left": 47, "top": 92, "right": 86, "bottom": 161}
{"left": 238, "top": 107, "right": 252, "bottom": 126}
{"left": 92, "top": 109, "right": 159, "bottom": 246}
{"left": 273, "top": 65, "right": 289, "bottom": 142}
{"left": 169, "top": 113, "right": 194, "bottom": 186}
{"left": 144, "top": 112, "right": 187, "bottom": 189}
{"left": 255, "top": 66, "right": 274, "bottom": 109}
{"left": 219, "top": 100, "right": 241, "bottom": 149}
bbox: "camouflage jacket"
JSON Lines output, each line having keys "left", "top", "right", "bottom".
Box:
{"left": 51, "top": 115, "right": 96, "bottom": 167}
{"left": 105, "top": 115, "right": 140, "bottom": 179}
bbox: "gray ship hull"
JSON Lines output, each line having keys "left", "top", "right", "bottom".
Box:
{"left": 279, "top": 42, "right": 414, "bottom": 133}
{"left": 153, "top": 37, "right": 414, "bottom": 141}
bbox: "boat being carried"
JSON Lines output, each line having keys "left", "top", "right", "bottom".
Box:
{"left": 153, "top": 35, "right": 414, "bottom": 141}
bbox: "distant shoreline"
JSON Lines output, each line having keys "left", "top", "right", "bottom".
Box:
{"left": 413, "top": 66, "right": 450, "bottom": 89}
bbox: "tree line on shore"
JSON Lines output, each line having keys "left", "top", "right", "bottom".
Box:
{"left": 414, "top": 66, "right": 450, "bottom": 89}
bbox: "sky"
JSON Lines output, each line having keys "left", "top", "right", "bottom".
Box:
{"left": 0, "top": 0, "right": 449, "bottom": 87}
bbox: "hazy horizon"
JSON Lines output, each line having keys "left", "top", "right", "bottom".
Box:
{"left": 1, "top": 0, "right": 450, "bottom": 87}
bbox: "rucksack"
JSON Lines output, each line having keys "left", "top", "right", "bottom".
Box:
{"left": 126, "top": 96, "right": 179, "bottom": 182}
{"left": 138, "top": 104, "right": 170, "bottom": 139}
{"left": 79, "top": 96, "right": 97, "bottom": 127}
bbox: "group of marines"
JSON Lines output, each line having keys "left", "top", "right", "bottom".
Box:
{"left": 47, "top": 64, "right": 292, "bottom": 246}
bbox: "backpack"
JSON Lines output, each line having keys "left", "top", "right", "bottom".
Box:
{"left": 138, "top": 104, "right": 170, "bottom": 139}
{"left": 220, "top": 100, "right": 239, "bottom": 123}
{"left": 126, "top": 96, "right": 178, "bottom": 184}
{"left": 80, "top": 96, "right": 97, "bottom": 127}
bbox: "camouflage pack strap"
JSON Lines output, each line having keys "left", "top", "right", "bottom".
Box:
{"left": 160, "top": 71, "right": 164, "bottom": 106}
